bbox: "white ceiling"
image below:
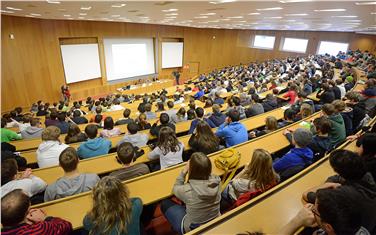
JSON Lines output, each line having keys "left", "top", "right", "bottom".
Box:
{"left": 1, "top": 0, "right": 376, "bottom": 33}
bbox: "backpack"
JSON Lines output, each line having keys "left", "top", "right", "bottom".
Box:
{"left": 214, "top": 148, "right": 241, "bottom": 191}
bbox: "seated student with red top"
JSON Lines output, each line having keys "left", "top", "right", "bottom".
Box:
{"left": 1, "top": 189, "right": 72, "bottom": 234}
{"left": 283, "top": 84, "right": 299, "bottom": 105}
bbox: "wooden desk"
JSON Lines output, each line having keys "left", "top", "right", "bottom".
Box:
{"left": 33, "top": 112, "right": 320, "bottom": 229}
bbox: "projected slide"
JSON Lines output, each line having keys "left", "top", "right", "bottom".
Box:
{"left": 104, "top": 38, "right": 155, "bottom": 81}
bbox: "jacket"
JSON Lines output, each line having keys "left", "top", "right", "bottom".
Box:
{"left": 1, "top": 176, "right": 47, "bottom": 198}
{"left": 188, "top": 118, "right": 216, "bottom": 134}
{"left": 262, "top": 99, "right": 278, "bottom": 112}
{"left": 245, "top": 103, "right": 264, "bottom": 118}
{"left": 340, "top": 109, "right": 354, "bottom": 136}
{"left": 150, "top": 123, "right": 176, "bottom": 137}
{"left": 77, "top": 138, "right": 112, "bottom": 159}
{"left": 44, "top": 173, "right": 99, "bottom": 201}
{"left": 1, "top": 217, "right": 72, "bottom": 235}
{"left": 21, "top": 126, "right": 43, "bottom": 139}
{"left": 273, "top": 147, "right": 313, "bottom": 173}
{"left": 57, "top": 121, "right": 70, "bottom": 134}
{"left": 309, "top": 135, "right": 332, "bottom": 156}
{"left": 1, "top": 128, "right": 22, "bottom": 142}
{"left": 328, "top": 114, "right": 346, "bottom": 146}
{"left": 173, "top": 172, "right": 221, "bottom": 233}
{"left": 209, "top": 112, "right": 226, "bottom": 127}
{"left": 118, "top": 133, "right": 149, "bottom": 148}
{"left": 215, "top": 122, "right": 248, "bottom": 147}
{"left": 37, "top": 141, "right": 69, "bottom": 168}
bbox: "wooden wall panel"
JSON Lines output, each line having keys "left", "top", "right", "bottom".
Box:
{"left": 2, "top": 15, "right": 375, "bottom": 111}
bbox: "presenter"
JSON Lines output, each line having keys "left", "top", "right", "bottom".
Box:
{"left": 172, "top": 70, "right": 181, "bottom": 85}
{"left": 61, "top": 85, "right": 71, "bottom": 102}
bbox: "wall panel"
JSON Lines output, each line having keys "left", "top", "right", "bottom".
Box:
{"left": 2, "top": 15, "right": 375, "bottom": 111}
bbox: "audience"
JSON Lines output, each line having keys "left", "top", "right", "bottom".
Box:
{"left": 115, "top": 108, "right": 133, "bottom": 125}
{"left": 56, "top": 112, "right": 70, "bottom": 134}
{"left": 249, "top": 116, "right": 278, "bottom": 138}
{"left": 208, "top": 104, "right": 226, "bottom": 127}
{"left": 64, "top": 124, "right": 88, "bottom": 144}
{"left": 189, "top": 120, "right": 220, "bottom": 154}
{"left": 71, "top": 110, "right": 88, "bottom": 124}
{"left": 77, "top": 124, "right": 112, "bottom": 159}
{"left": 118, "top": 121, "right": 149, "bottom": 148}
{"left": 20, "top": 118, "right": 43, "bottom": 139}
{"left": 150, "top": 113, "right": 176, "bottom": 137}
{"left": 100, "top": 117, "right": 121, "bottom": 138}
{"left": 188, "top": 107, "right": 216, "bottom": 134}
{"left": 215, "top": 109, "right": 248, "bottom": 147}
{"left": 137, "top": 113, "right": 152, "bottom": 130}
{"left": 321, "top": 103, "right": 346, "bottom": 147}
{"left": 1, "top": 119, "right": 22, "bottom": 142}
{"left": 171, "top": 107, "right": 187, "bottom": 124}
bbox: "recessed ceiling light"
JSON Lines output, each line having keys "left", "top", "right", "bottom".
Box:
{"left": 220, "top": 18, "right": 231, "bottom": 21}
{"left": 248, "top": 12, "right": 260, "bottom": 15}
{"left": 285, "top": 13, "right": 308, "bottom": 16}
{"left": 166, "top": 16, "right": 176, "bottom": 19}
{"left": 355, "top": 2, "right": 376, "bottom": 5}
{"left": 256, "top": 7, "right": 283, "bottom": 11}
{"left": 200, "top": 13, "right": 216, "bottom": 15}
{"left": 78, "top": 17, "right": 85, "bottom": 19}
{"left": 46, "top": 0, "right": 61, "bottom": 4}
{"left": 279, "top": 0, "right": 312, "bottom": 3}
{"left": 372, "top": 12, "right": 376, "bottom": 14}
{"left": 314, "top": 9, "right": 346, "bottom": 12}
{"left": 162, "top": 8, "right": 178, "bottom": 12}
{"left": 111, "top": 15, "right": 120, "bottom": 17}
{"left": 165, "top": 13, "right": 178, "bottom": 16}
{"left": 1, "top": 10, "right": 14, "bottom": 13}
{"left": 332, "top": 15, "right": 358, "bottom": 18}
{"left": 6, "top": 7, "right": 22, "bottom": 11}
{"left": 30, "top": 13, "right": 41, "bottom": 16}
{"left": 264, "top": 16, "right": 283, "bottom": 19}
{"left": 81, "top": 6, "right": 92, "bottom": 10}
{"left": 227, "top": 16, "right": 243, "bottom": 18}
{"left": 111, "top": 4, "right": 126, "bottom": 8}
{"left": 345, "top": 19, "right": 362, "bottom": 22}
{"left": 79, "top": 13, "right": 87, "bottom": 16}
{"left": 194, "top": 16, "right": 208, "bottom": 19}
{"left": 63, "top": 14, "right": 71, "bottom": 17}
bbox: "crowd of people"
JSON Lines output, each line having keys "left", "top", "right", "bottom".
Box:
{"left": 1, "top": 49, "right": 376, "bottom": 234}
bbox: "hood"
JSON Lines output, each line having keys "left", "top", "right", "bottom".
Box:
{"left": 314, "top": 136, "right": 332, "bottom": 150}
{"left": 189, "top": 175, "right": 221, "bottom": 199}
{"left": 291, "top": 147, "right": 313, "bottom": 161}
{"left": 84, "top": 138, "right": 107, "bottom": 151}
{"left": 24, "top": 126, "right": 43, "bottom": 135}
{"left": 228, "top": 122, "right": 245, "bottom": 133}
{"left": 54, "top": 174, "right": 92, "bottom": 198}
{"left": 38, "top": 141, "right": 62, "bottom": 152}
{"left": 329, "top": 114, "right": 344, "bottom": 125}
{"left": 365, "top": 87, "right": 376, "bottom": 96}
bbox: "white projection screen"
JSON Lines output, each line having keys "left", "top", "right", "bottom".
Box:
{"left": 104, "top": 38, "right": 156, "bottom": 81}
{"left": 60, "top": 44, "right": 102, "bottom": 84}
{"left": 162, "top": 42, "right": 184, "bottom": 69}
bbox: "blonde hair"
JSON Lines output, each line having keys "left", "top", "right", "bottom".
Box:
{"left": 332, "top": 100, "right": 346, "bottom": 112}
{"left": 239, "top": 149, "right": 278, "bottom": 191}
{"left": 88, "top": 176, "right": 132, "bottom": 235}
{"left": 265, "top": 116, "right": 278, "bottom": 132}
{"left": 41, "top": 126, "right": 60, "bottom": 141}
{"left": 300, "top": 103, "right": 313, "bottom": 118}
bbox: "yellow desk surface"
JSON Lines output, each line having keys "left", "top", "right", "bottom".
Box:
{"left": 33, "top": 112, "right": 320, "bottom": 229}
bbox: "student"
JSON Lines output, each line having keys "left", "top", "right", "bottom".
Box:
{"left": 1, "top": 119, "right": 22, "bottom": 142}
{"left": 36, "top": 126, "right": 69, "bottom": 168}
{"left": 156, "top": 101, "right": 165, "bottom": 112}
{"left": 357, "top": 133, "right": 376, "bottom": 180}
{"left": 278, "top": 108, "right": 296, "bottom": 128}
{"left": 308, "top": 116, "right": 332, "bottom": 157}
{"left": 115, "top": 108, "right": 134, "bottom": 126}
{"left": 215, "top": 109, "right": 248, "bottom": 147}
{"left": 71, "top": 110, "right": 88, "bottom": 125}
{"left": 1, "top": 159, "right": 47, "bottom": 198}
{"left": 322, "top": 103, "right": 346, "bottom": 147}
{"left": 249, "top": 116, "right": 278, "bottom": 138}
{"left": 148, "top": 127, "right": 184, "bottom": 169}
{"left": 294, "top": 103, "right": 313, "bottom": 121}
{"left": 161, "top": 152, "right": 221, "bottom": 234}
{"left": 231, "top": 96, "right": 246, "bottom": 120}
{"left": 332, "top": 99, "right": 354, "bottom": 136}
{"left": 45, "top": 111, "right": 60, "bottom": 127}
{"left": 150, "top": 113, "right": 176, "bottom": 137}
{"left": 316, "top": 83, "right": 335, "bottom": 105}
{"left": 208, "top": 104, "right": 226, "bottom": 127}
{"left": 187, "top": 109, "right": 196, "bottom": 120}
{"left": 144, "top": 103, "right": 157, "bottom": 120}
{"left": 213, "top": 92, "right": 225, "bottom": 105}
{"left": 118, "top": 121, "right": 148, "bottom": 148}
{"left": 189, "top": 120, "right": 220, "bottom": 155}
{"left": 283, "top": 84, "right": 298, "bottom": 105}
{"left": 44, "top": 147, "right": 99, "bottom": 202}
{"left": 64, "top": 124, "right": 87, "bottom": 144}
{"left": 171, "top": 107, "right": 187, "bottom": 124}
{"left": 20, "top": 118, "right": 43, "bottom": 139}
{"left": 335, "top": 79, "right": 346, "bottom": 99}
{"left": 262, "top": 94, "right": 278, "bottom": 112}
{"left": 77, "top": 124, "right": 112, "bottom": 159}
{"left": 193, "top": 86, "right": 205, "bottom": 100}
{"left": 109, "top": 99, "right": 124, "bottom": 111}
{"left": 164, "top": 101, "right": 178, "bottom": 120}
{"left": 273, "top": 128, "right": 313, "bottom": 175}
{"left": 100, "top": 117, "right": 121, "bottom": 138}
{"left": 110, "top": 142, "right": 150, "bottom": 181}
{"left": 188, "top": 107, "right": 216, "bottom": 134}
{"left": 14, "top": 115, "right": 32, "bottom": 132}
{"left": 221, "top": 149, "right": 279, "bottom": 210}
{"left": 245, "top": 94, "right": 264, "bottom": 118}
{"left": 345, "top": 91, "right": 367, "bottom": 131}
{"left": 136, "top": 113, "right": 151, "bottom": 130}
{"left": 83, "top": 176, "right": 143, "bottom": 235}
{"left": 1, "top": 189, "right": 72, "bottom": 234}
{"left": 56, "top": 112, "right": 70, "bottom": 134}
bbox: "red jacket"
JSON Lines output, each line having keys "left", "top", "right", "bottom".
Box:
{"left": 1, "top": 217, "right": 72, "bottom": 235}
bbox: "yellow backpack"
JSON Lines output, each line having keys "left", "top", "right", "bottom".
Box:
{"left": 214, "top": 148, "right": 241, "bottom": 191}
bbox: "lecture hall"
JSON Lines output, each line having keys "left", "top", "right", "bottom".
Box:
{"left": 1, "top": 1, "right": 376, "bottom": 235}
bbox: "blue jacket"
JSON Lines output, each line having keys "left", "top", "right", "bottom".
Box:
{"left": 209, "top": 112, "right": 226, "bottom": 127}
{"left": 188, "top": 118, "right": 216, "bottom": 134}
{"left": 273, "top": 147, "right": 313, "bottom": 173}
{"left": 193, "top": 90, "right": 205, "bottom": 99}
{"left": 215, "top": 122, "right": 248, "bottom": 147}
{"left": 77, "top": 137, "right": 112, "bottom": 159}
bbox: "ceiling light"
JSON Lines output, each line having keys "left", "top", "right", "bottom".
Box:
{"left": 78, "top": 17, "right": 85, "bottom": 19}
{"left": 81, "top": 6, "right": 92, "bottom": 10}
{"left": 209, "top": 0, "right": 237, "bottom": 4}
{"left": 332, "top": 15, "right": 358, "bottom": 18}
{"left": 46, "top": 0, "right": 61, "bottom": 4}
{"left": 111, "top": 4, "right": 126, "bottom": 8}
{"left": 279, "top": 0, "right": 312, "bottom": 2}
{"left": 314, "top": 9, "right": 346, "bottom": 12}
{"left": 200, "top": 13, "right": 216, "bottom": 15}
{"left": 355, "top": 2, "right": 376, "bottom": 5}
{"left": 345, "top": 19, "right": 362, "bottom": 22}
{"left": 248, "top": 12, "right": 260, "bottom": 15}
{"left": 166, "top": 16, "right": 176, "bottom": 19}
{"left": 111, "top": 15, "right": 120, "bottom": 17}
{"left": 6, "top": 7, "right": 22, "bottom": 11}
{"left": 227, "top": 16, "right": 243, "bottom": 18}
{"left": 256, "top": 7, "right": 283, "bottom": 11}
{"left": 264, "top": 16, "right": 283, "bottom": 19}
{"left": 63, "top": 14, "right": 71, "bottom": 17}
{"left": 79, "top": 13, "right": 87, "bottom": 16}
{"left": 194, "top": 16, "right": 208, "bottom": 19}
{"left": 30, "top": 13, "right": 41, "bottom": 16}
{"left": 162, "top": 8, "right": 178, "bottom": 12}
{"left": 165, "top": 13, "right": 178, "bottom": 16}
{"left": 285, "top": 13, "right": 308, "bottom": 16}
{"left": 1, "top": 10, "right": 14, "bottom": 13}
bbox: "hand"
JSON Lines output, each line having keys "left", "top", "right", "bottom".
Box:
{"left": 21, "top": 168, "right": 32, "bottom": 179}
{"left": 182, "top": 161, "right": 190, "bottom": 175}
{"left": 283, "top": 129, "right": 292, "bottom": 136}
{"left": 249, "top": 131, "right": 256, "bottom": 138}
{"left": 346, "top": 134, "right": 358, "bottom": 142}
{"left": 296, "top": 204, "right": 317, "bottom": 227}
{"left": 321, "top": 182, "right": 341, "bottom": 189}
{"left": 26, "top": 209, "right": 47, "bottom": 224}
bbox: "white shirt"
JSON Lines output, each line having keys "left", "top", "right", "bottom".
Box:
{"left": 148, "top": 142, "right": 184, "bottom": 169}
{"left": 109, "top": 105, "right": 125, "bottom": 111}
{"left": 337, "top": 84, "right": 346, "bottom": 98}
{"left": 1, "top": 176, "right": 47, "bottom": 198}
{"left": 36, "top": 141, "right": 69, "bottom": 168}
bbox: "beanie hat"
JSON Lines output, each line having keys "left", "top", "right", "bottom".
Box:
{"left": 293, "top": 128, "right": 313, "bottom": 148}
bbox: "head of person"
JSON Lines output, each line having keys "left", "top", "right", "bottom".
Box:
{"left": 42, "top": 126, "right": 61, "bottom": 141}
{"left": 356, "top": 133, "right": 376, "bottom": 158}
{"left": 321, "top": 83, "right": 330, "bottom": 92}
{"left": 322, "top": 103, "right": 336, "bottom": 116}
{"left": 88, "top": 176, "right": 132, "bottom": 235}
{"left": 138, "top": 113, "right": 147, "bottom": 122}
{"left": 188, "top": 152, "right": 212, "bottom": 181}
{"left": 240, "top": 149, "right": 277, "bottom": 190}
{"left": 73, "top": 110, "right": 82, "bottom": 118}
{"left": 292, "top": 128, "right": 313, "bottom": 148}
{"left": 1, "top": 159, "right": 18, "bottom": 186}
{"left": 22, "top": 115, "right": 32, "bottom": 124}
{"left": 138, "top": 103, "right": 145, "bottom": 113}
{"left": 103, "top": 117, "right": 114, "bottom": 130}
{"left": 94, "top": 114, "right": 103, "bottom": 124}
{"left": 329, "top": 149, "right": 366, "bottom": 181}
{"left": 313, "top": 116, "right": 331, "bottom": 135}
{"left": 116, "top": 142, "right": 135, "bottom": 165}
{"left": 67, "top": 124, "right": 81, "bottom": 138}
{"left": 123, "top": 108, "right": 131, "bottom": 119}
{"left": 232, "top": 96, "right": 241, "bottom": 106}
{"left": 332, "top": 100, "right": 346, "bottom": 113}
{"left": 157, "top": 102, "right": 165, "bottom": 111}
{"left": 157, "top": 127, "right": 180, "bottom": 155}
{"left": 127, "top": 121, "right": 139, "bottom": 135}
{"left": 345, "top": 91, "right": 360, "bottom": 104}
{"left": 195, "top": 107, "right": 205, "bottom": 119}
{"left": 50, "top": 111, "right": 58, "bottom": 120}
{"left": 144, "top": 103, "right": 152, "bottom": 113}
{"left": 212, "top": 104, "right": 221, "bottom": 114}
{"left": 300, "top": 103, "right": 313, "bottom": 118}
{"left": 227, "top": 109, "right": 240, "bottom": 123}
{"left": 59, "top": 147, "right": 79, "bottom": 173}
{"left": 1, "top": 189, "right": 31, "bottom": 227}
{"left": 167, "top": 101, "right": 174, "bottom": 109}
{"left": 265, "top": 116, "right": 278, "bottom": 131}
{"left": 85, "top": 124, "right": 98, "bottom": 139}
{"left": 95, "top": 106, "right": 102, "bottom": 114}
{"left": 159, "top": 113, "right": 170, "bottom": 125}
{"left": 57, "top": 112, "right": 66, "bottom": 122}
{"left": 30, "top": 118, "right": 41, "bottom": 128}
{"left": 187, "top": 109, "right": 196, "bottom": 120}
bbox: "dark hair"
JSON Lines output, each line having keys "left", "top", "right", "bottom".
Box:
{"left": 1, "top": 118, "right": 7, "bottom": 128}
{"left": 1, "top": 189, "right": 30, "bottom": 226}
{"left": 73, "top": 110, "right": 81, "bottom": 118}
{"left": 85, "top": 124, "right": 98, "bottom": 139}
{"left": 94, "top": 115, "right": 103, "bottom": 124}
{"left": 127, "top": 122, "right": 139, "bottom": 134}
{"left": 95, "top": 106, "right": 102, "bottom": 114}
{"left": 232, "top": 96, "right": 241, "bottom": 106}
{"left": 192, "top": 121, "right": 219, "bottom": 154}
{"left": 329, "top": 149, "right": 366, "bottom": 181}
{"left": 117, "top": 142, "right": 135, "bottom": 165}
{"left": 167, "top": 101, "right": 174, "bottom": 109}
{"left": 359, "top": 133, "right": 376, "bottom": 159}
{"left": 157, "top": 127, "right": 181, "bottom": 155}
{"left": 160, "top": 113, "right": 170, "bottom": 125}
{"left": 103, "top": 117, "right": 114, "bottom": 130}
{"left": 195, "top": 107, "right": 204, "bottom": 118}
{"left": 1, "top": 159, "right": 18, "bottom": 186}
{"left": 228, "top": 109, "right": 240, "bottom": 122}
{"left": 30, "top": 118, "right": 40, "bottom": 127}
{"left": 65, "top": 124, "right": 82, "bottom": 143}
{"left": 57, "top": 112, "right": 66, "bottom": 122}
{"left": 157, "top": 102, "right": 165, "bottom": 111}
{"left": 187, "top": 109, "right": 196, "bottom": 120}
{"left": 59, "top": 147, "right": 79, "bottom": 172}
{"left": 313, "top": 116, "right": 332, "bottom": 135}
{"left": 123, "top": 109, "right": 131, "bottom": 118}
{"left": 177, "top": 107, "right": 186, "bottom": 118}
{"left": 50, "top": 111, "right": 58, "bottom": 120}
{"left": 284, "top": 108, "right": 295, "bottom": 120}
{"left": 188, "top": 152, "right": 212, "bottom": 180}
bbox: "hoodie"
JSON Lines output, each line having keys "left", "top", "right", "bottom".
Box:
{"left": 262, "top": 99, "right": 278, "bottom": 112}
{"left": 215, "top": 122, "right": 248, "bottom": 147}
{"left": 309, "top": 135, "right": 332, "bottom": 156}
{"left": 44, "top": 173, "right": 100, "bottom": 201}
{"left": 340, "top": 109, "right": 354, "bottom": 136}
{"left": 209, "top": 112, "right": 226, "bottom": 127}
{"left": 273, "top": 147, "right": 313, "bottom": 173}
{"left": 328, "top": 114, "right": 346, "bottom": 146}
{"left": 173, "top": 171, "right": 221, "bottom": 233}
{"left": 36, "top": 141, "right": 69, "bottom": 168}
{"left": 21, "top": 126, "right": 43, "bottom": 139}
{"left": 77, "top": 137, "right": 112, "bottom": 159}
{"left": 118, "top": 132, "right": 149, "bottom": 148}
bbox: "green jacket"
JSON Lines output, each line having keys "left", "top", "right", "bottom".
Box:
{"left": 328, "top": 114, "right": 346, "bottom": 146}
{"left": 1, "top": 128, "right": 22, "bottom": 142}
